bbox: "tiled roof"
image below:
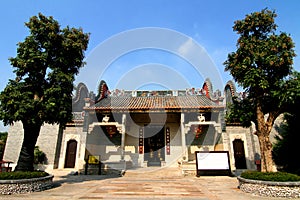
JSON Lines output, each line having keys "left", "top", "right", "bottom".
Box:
{"left": 86, "top": 96, "right": 223, "bottom": 111}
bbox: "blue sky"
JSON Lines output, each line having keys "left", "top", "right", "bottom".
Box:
{"left": 1, "top": 0, "right": 300, "bottom": 131}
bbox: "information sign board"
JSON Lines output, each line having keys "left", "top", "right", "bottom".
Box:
{"left": 88, "top": 155, "right": 100, "bottom": 164}
{"left": 195, "top": 151, "right": 231, "bottom": 176}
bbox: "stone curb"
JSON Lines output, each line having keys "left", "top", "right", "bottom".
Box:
{"left": 237, "top": 176, "right": 300, "bottom": 186}
{"left": 0, "top": 175, "right": 54, "bottom": 195}
{"left": 237, "top": 176, "right": 300, "bottom": 198}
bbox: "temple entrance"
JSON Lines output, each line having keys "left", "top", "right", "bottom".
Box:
{"left": 144, "top": 126, "right": 165, "bottom": 166}
{"left": 233, "top": 139, "right": 247, "bottom": 169}
{"left": 64, "top": 140, "right": 77, "bottom": 168}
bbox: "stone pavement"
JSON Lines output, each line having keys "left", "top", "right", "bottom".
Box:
{"left": 1, "top": 167, "right": 298, "bottom": 200}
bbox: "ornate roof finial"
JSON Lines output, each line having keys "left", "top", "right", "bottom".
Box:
{"left": 95, "top": 80, "right": 109, "bottom": 103}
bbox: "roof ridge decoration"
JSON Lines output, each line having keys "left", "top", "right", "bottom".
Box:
{"left": 202, "top": 78, "right": 223, "bottom": 102}
{"left": 95, "top": 80, "right": 110, "bottom": 103}
{"left": 72, "top": 82, "right": 90, "bottom": 112}
{"left": 224, "top": 80, "right": 247, "bottom": 101}
{"left": 224, "top": 80, "right": 236, "bottom": 97}
{"left": 72, "top": 82, "right": 89, "bottom": 104}
{"left": 224, "top": 81, "right": 236, "bottom": 111}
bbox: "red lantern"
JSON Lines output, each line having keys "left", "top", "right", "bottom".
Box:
{"left": 194, "top": 125, "right": 203, "bottom": 138}
{"left": 106, "top": 126, "right": 117, "bottom": 137}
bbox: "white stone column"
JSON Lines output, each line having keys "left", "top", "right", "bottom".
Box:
{"left": 221, "top": 127, "right": 230, "bottom": 152}
{"left": 120, "top": 114, "right": 126, "bottom": 161}
{"left": 180, "top": 113, "right": 188, "bottom": 161}
{"left": 214, "top": 123, "right": 222, "bottom": 147}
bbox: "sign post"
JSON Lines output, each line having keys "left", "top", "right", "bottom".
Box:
{"left": 85, "top": 155, "right": 102, "bottom": 175}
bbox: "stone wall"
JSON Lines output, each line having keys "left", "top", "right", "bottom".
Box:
{"left": 37, "top": 123, "right": 60, "bottom": 170}
{"left": 58, "top": 125, "right": 86, "bottom": 170}
{"left": 3, "top": 122, "right": 23, "bottom": 168}
{"left": 224, "top": 126, "right": 259, "bottom": 171}
{"left": 3, "top": 122, "right": 59, "bottom": 171}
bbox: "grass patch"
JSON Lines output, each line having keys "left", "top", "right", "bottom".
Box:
{"left": 241, "top": 171, "right": 300, "bottom": 182}
{"left": 0, "top": 171, "right": 49, "bottom": 180}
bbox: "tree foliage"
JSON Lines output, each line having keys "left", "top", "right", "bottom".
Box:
{"left": 225, "top": 9, "right": 294, "bottom": 89}
{"left": 224, "top": 9, "right": 298, "bottom": 172}
{"left": 34, "top": 146, "right": 46, "bottom": 164}
{"left": 0, "top": 13, "right": 89, "bottom": 171}
{"left": 0, "top": 132, "right": 8, "bottom": 160}
{"left": 227, "top": 71, "right": 300, "bottom": 127}
{"left": 0, "top": 13, "right": 89, "bottom": 127}
{"left": 273, "top": 104, "right": 300, "bottom": 175}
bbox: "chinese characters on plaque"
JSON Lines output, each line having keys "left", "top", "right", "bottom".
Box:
{"left": 166, "top": 127, "right": 170, "bottom": 155}
{"left": 139, "top": 127, "right": 144, "bottom": 154}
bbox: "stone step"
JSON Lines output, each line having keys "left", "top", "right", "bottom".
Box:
{"left": 124, "top": 167, "right": 182, "bottom": 178}
{"left": 180, "top": 162, "right": 197, "bottom": 176}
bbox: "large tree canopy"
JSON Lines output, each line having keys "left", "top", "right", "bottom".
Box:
{"left": 224, "top": 9, "right": 299, "bottom": 172}
{"left": 0, "top": 13, "right": 89, "bottom": 171}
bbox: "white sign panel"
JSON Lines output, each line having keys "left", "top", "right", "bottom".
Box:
{"left": 196, "top": 151, "right": 230, "bottom": 170}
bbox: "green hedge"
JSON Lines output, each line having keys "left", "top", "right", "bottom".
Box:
{"left": 0, "top": 171, "right": 49, "bottom": 180}
{"left": 241, "top": 171, "right": 300, "bottom": 182}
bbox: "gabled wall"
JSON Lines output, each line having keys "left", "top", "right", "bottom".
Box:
{"left": 3, "top": 122, "right": 60, "bottom": 171}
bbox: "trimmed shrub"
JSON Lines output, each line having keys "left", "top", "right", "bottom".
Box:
{"left": 0, "top": 171, "right": 49, "bottom": 180}
{"left": 34, "top": 146, "right": 47, "bottom": 164}
{"left": 241, "top": 170, "right": 300, "bottom": 182}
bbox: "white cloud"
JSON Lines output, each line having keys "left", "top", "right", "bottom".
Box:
{"left": 178, "top": 37, "right": 195, "bottom": 57}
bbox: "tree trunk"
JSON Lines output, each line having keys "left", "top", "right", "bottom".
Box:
{"left": 14, "top": 121, "right": 41, "bottom": 171}
{"left": 257, "top": 134, "right": 275, "bottom": 172}
{"left": 256, "top": 102, "right": 276, "bottom": 172}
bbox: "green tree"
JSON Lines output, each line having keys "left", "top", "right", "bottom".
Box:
{"left": 0, "top": 13, "right": 89, "bottom": 171}
{"left": 0, "top": 132, "right": 8, "bottom": 160}
{"left": 224, "top": 9, "right": 299, "bottom": 172}
{"left": 34, "top": 146, "right": 46, "bottom": 164}
{"left": 273, "top": 103, "right": 300, "bottom": 175}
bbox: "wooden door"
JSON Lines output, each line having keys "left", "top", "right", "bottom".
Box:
{"left": 64, "top": 140, "right": 77, "bottom": 168}
{"left": 144, "top": 126, "right": 165, "bottom": 166}
{"left": 233, "top": 139, "right": 247, "bottom": 169}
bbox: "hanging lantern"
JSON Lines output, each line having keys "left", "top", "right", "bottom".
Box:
{"left": 194, "top": 125, "right": 203, "bottom": 138}
{"left": 106, "top": 126, "right": 117, "bottom": 137}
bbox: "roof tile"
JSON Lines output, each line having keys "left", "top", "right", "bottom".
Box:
{"left": 88, "top": 96, "right": 223, "bottom": 111}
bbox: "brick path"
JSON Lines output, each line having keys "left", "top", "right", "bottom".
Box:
{"left": 0, "top": 167, "right": 295, "bottom": 200}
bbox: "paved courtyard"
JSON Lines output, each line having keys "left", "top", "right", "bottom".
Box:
{"left": 1, "top": 167, "right": 297, "bottom": 200}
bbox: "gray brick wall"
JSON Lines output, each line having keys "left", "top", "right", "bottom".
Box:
{"left": 3, "top": 121, "right": 60, "bottom": 170}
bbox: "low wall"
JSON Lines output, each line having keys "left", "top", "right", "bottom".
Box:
{"left": 0, "top": 175, "right": 54, "bottom": 195}
{"left": 237, "top": 176, "right": 300, "bottom": 198}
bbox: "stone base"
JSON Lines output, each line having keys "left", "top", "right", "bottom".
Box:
{"left": 180, "top": 161, "right": 197, "bottom": 176}
{"left": 81, "top": 161, "right": 133, "bottom": 176}
{"left": 0, "top": 175, "right": 54, "bottom": 195}
{"left": 142, "top": 161, "right": 148, "bottom": 168}
{"left": 237, "top": 176, "right": 300, "bottom": 198}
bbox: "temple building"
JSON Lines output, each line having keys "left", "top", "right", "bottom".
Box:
{"left": 3, "top": 79, "right": 261, "bottom": 174}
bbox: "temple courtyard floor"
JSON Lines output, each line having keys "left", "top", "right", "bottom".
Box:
{"left": 1, "top": 167, "right": 297, "bottom": 200}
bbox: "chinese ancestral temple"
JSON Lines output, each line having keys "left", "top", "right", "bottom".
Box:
{"left": 4, "top": 79, "right": 261, "bottom": 174}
